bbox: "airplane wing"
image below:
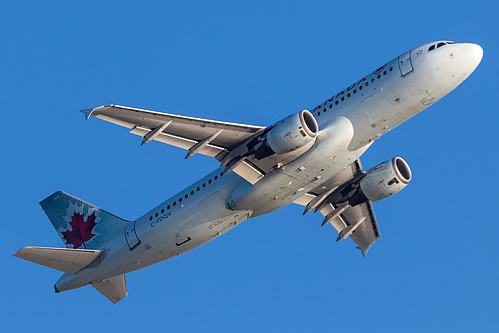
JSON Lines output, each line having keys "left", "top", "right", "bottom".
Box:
{"left": 85, "top": 105, "right": 265, "bottom": 161}
{"left": 318, "top": 199, "right": 379, "bottom": 256}
{"left": 293, "top": 160, "right": 380, "bottom": 256}
{"left": 84, "top": 105, "right": 269, "bottom": 183}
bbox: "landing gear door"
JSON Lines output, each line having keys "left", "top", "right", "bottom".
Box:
{"left": 125, "top": 221, "right": 141, "bottom": 250}
{"left": 398, "top": 51, "right": 414, "bottom": 77}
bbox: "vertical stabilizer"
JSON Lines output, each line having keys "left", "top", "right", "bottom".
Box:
{"left": 40, "top": 191, "right": 130, "bottom": 250}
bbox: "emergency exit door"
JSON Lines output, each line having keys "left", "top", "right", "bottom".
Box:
{"left": 398, "top": 51, "right": 414, "bottom": 76}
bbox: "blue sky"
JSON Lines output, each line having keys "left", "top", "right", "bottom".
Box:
{"left": 2, "top": 1, "right": 498, "bottom": 332}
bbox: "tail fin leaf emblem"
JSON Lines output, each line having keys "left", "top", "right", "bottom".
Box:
{"left": 62, "top": 211, "right": 97, "bottom": 249}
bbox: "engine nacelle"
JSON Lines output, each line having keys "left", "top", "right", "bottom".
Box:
{"left": 266, "top": 110, "right": 318, "bottom": 155}
{"left": 358, "top": 157, "right": 412, "bottom": 202}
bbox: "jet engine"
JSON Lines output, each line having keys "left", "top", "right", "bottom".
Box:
{"left": 302, "top": 157, "right": 412, "bottom": 221}
{"left": 262, "top": 110, "right": 318, "bottom": 156}
{"left": 321, "top": 157, "right": 412, "bottom": 209}
{"left": 356, "top": 157, "right": 412, "bottom": 203}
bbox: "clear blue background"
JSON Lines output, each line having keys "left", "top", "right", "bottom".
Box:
{"left": 2, "top": 1, "right": 498, "bottom": 332}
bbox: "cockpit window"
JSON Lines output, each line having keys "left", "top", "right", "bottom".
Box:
{"left": 429, "top": 41, "right": 454, "bottom": 52}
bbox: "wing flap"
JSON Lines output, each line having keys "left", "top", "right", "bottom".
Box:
{"left": 13, "top": 246, "right": 103, "bottom": 274}
{"left": 232, "top": 159, "right": 265, "bottom": 185}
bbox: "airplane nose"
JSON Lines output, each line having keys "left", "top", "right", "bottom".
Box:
{"left": 464, "top": 43, "right": 483, "bottom": 70}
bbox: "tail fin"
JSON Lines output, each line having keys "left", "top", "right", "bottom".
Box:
{"left": 40, "top": 191, "right": 129, "bottom": 250}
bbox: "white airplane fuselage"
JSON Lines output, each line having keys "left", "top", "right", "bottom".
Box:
{"left": 55, "top": 41, "right": 483, "bottom": 292}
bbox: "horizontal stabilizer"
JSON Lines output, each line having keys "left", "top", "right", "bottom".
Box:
{"left": 92, "top": 275, "right": 128, "bottom": 304}
{"left": 13, "top": 246, "right": 103, "bottom": 274}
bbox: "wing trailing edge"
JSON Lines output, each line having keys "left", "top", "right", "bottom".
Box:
{"left": 293, "top": 159, "right": 380, "bottom": 255}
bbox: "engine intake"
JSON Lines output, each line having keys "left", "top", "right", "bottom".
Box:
{"left": 265, "top": 110, "right": 318, "bottom": 156}
{"left": 358, "top": 157, "right": 412, "bottom": 203}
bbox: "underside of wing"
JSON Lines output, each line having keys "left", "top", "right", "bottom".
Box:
{"left": 294, "top": 160, "right": 380, "bottom": 256}
{"left": 86, "top": 105, "right": 265, "bottom": 161}
{"left": 85, "top": 105, "right": 320, "bottom": 185}
{"left": 319, "top": 200, "right": 379, "bottom": 256}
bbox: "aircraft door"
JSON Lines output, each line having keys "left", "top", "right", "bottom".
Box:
{"left": 398, "top": 51, "right": 414, "bottom": 76}
{"left": 124, "top": 221, "right": 141, "bottom": 250}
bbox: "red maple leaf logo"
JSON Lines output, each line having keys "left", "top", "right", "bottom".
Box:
{"left": 62, "top": 211, "right": 97, "bottom": 249}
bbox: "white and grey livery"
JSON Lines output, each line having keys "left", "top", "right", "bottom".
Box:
{"left": 14, "top": 41, "right": 483, "bottom": 303}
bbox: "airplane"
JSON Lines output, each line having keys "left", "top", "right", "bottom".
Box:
{"left": 14, "top": 41, "right": 483, "bottom": 303}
